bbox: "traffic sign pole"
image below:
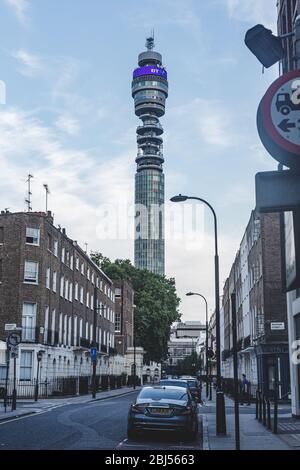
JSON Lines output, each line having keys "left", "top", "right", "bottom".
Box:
{"left": 11, "top": 355, "right": 17, "bottom": 411}
{"left": 4, "top": 344, "right": 10, "bottom": 413}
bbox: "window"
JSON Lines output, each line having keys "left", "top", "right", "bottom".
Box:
{"left": 68, "top": 316, "right": 72, "bottom": 346}
{"left": 51, "top": 310, "right": 56, "bottom": 345}
{"left": 81, "top": 263, "right": 85, "bottom": 275}
{"left": 46, "top": 267, "right": 50, "bottom": 289}
{"left": 44, "top": 306, "right": 49, "bottom": 343}
{"left": 63, "top": 315, "right": 68, "bottom": 345}
{"left": 73, "top": 316, "right": 78, "bottom": 346}
{"left": 61, "top": 247, "right": 65, "bottom": 263}
{"left": 91, "top": 295, "right": 94, "bottom": 310}
{"left": 86, "top": 292, "right": 89, "bottom": 308}
{"left": 66, "top": 251, "right": 70, "bottom": 266}
{"left": 80, "top": 287, "right": 84, "bottom": 304}
{"left": 87, "top": 267, "right": 90, "bottom": 280}
{"left": 100, "top": 280, "right": 103, "bottom": 291}
{"left": 76, "top": 257, "right": 79, "bottom": 270}
{"left": 115, "top": 313, "right": 121, "bottom": 332}
{"left": 69, "top": 282, "right": 73, "bottom": 302}
{"left": 96, "top": 277, "right": 99, "bottom": 288}
{"left": 91, "top": 272, "right": 95, "bottom": 285}
{"left": 79, "top": 319, "right": 83, "bottom": 338}
{"left": 115, "top": 288, "right": 121, "bottom": 297}
{"left": 53, "top": 272, "right": 57, "bottom": 293}
{"left": 20, "top": 351, "right": 33, "bottom": 381}
{"left": 54, "top": 240, "right": 58, "bottom": 257}
{"left": 24, "top": 261, "right": 39, "bottom": 284}
{"left": 75, "top": 282, "right": 78, "bottom": 300}
{"left": 26, "top": 227, "right": 40, "bottom": 245}
{"left": 90, "top": 324, "right": 93, "bottom": 341}
{"left": 65, "top": 280, "right": 69, "bottom": 300}
{"left": 60, "top": 276, "right": 64, "bottom": 297}
{"left": 85, "top": 322, "right": 89, "bottom": 339}
{"left": 59, "top": 313, "right": 63, "bottom": 343}
{"left": 22, "top": 303, "right": 37, "bottom": 341}
{"left": 70, "top": 255, "right": 74, "bottom": 271}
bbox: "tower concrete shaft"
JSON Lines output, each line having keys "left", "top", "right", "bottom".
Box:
{"left": 132, "top": 37, "right": 168, "bottom": 276}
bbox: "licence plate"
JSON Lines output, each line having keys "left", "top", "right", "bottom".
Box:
{"left": 150, "top": 408, "right": 171, "bottom": 415}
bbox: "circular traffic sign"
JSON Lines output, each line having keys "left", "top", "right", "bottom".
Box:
{"left": 257, "top": 70, "right": 300, "bottom": 168}
{"left": 8, "top": 332, "right": 21, "bottom": 346}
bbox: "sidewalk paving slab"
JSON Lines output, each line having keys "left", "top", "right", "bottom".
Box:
{"left": 200, "top": 392, "right": 294, "bottom": 451}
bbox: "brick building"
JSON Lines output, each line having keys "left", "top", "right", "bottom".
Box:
{"left": 221, "top": 211, "right": 290, "bottom": 398}
{"left": 0, "top": 210, "right": 122, "bottom": 385}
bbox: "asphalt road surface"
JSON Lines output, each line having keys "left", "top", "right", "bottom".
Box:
{"left": 0, "top": 392, "right": 203, "bottom": 451}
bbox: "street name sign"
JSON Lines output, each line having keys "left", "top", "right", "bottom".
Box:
{"left": 257, "top": 70, "right": 300, "bottom": 168}
{"left": 271, "top": 322, "right": 285, "bottom": 331}
{"left": 5, "top": 324, "right": 17, "bottom": 331}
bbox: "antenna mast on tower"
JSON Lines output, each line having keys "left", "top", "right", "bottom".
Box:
{"left": 25, "top": 174, "right": 34, "bottom": 212}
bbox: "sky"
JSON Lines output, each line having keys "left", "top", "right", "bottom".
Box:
{"left": 0, "top": 0, "right": 279, "bottom": 323}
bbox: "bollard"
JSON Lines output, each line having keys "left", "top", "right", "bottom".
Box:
{"left": 258, "top": 391, "right": 263, "bottom": 422}
{"left": 267, "top": 397, "right": 271, "bottom": 429}
{"left": 262, "top": 394, "right": 267, "bottom": 426}
{"left": 255, "top": 390, "right": 259, "bottom": 420}
{"left": 273, "top": 392, "right": 278, "bottom": 434}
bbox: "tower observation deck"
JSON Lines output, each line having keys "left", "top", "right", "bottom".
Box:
{"left": 132, "top": 36, "right": 169, "bottom": 276}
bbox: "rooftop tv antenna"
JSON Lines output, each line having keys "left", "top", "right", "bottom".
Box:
{"left": 146, "top": 30, "right": 155, "bottom": 50}
{"left": 43, "top": 184, "right": 50, "bottom": 212}
{"left": 25, "top": 174, "right": 34, "bottom": 212}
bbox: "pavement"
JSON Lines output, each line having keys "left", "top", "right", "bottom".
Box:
{"left": 200, "top": 390, "right": 298, "bottom": 451}
{"left": 0, "top": 386, "right": 140, "bottom": 423}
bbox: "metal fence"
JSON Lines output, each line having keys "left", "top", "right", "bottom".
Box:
{"left": 0, "top": 374, "right": 127, "bottom": 404}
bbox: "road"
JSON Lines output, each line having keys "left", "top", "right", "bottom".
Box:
{"left": 0, "top": 392, "right": 203, "bottom": 450}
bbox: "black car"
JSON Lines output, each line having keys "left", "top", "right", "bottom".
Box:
{"left": 160, "top": 378, "right": 201, "bottom": 402}
{"left": 127, "top": 386, "right": 198, "bottom": 441}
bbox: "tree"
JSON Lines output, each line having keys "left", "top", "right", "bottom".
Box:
{"left": 91, "top": 252, "right": 181, "bottom": 363}
{"left": 176, "top": 350, "right": 202, "bottom": 377}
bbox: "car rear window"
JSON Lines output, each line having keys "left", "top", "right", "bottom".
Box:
{"left": 159, "top": 380, "right": 187, "bottom": 388}
{"left": 139, "top": 388, "right": 188, "bottom": 401}
{"left": 187, "top": 380, "right": 198, "bottom": 387}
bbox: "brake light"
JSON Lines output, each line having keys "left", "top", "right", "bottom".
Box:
{"left": 131, "top": 404, "right": 146, "bottom": 413}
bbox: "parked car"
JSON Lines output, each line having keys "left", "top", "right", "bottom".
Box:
{"left": 160, "top": 378, "right": 201, "bottom": 402}
{"left": 127, "top": 386, "right": 198, "bottom": 441}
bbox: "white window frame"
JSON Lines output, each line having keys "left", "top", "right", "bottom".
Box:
{"left": 26, "top": 227, "right": 40, "bottom": 246}
{"left": 46, "top": 267, "right": 50, "bottom": 289}
{"left": 54, "top": 240, "right": 58, "bottom": 257}
{"left": 24, "top": 261, "right": 39, "bottom": 285}
{"left": 53, "top": 271, "right": 57, "bottom": 293}
{"left": 19, "top": 350, "right": 33, "bottom": 381}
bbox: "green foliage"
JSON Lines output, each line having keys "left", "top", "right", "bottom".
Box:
{"left": 90, "top": 252, "right": 181, "bottom": 362}
{"left": 176, "top": 350, "right": 202, "bottom": 377}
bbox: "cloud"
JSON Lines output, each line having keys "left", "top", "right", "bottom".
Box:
{"left": 5, "top": 0, "right": 30, "bottom": 26}
{"left": 170, "top": 98, "right": 235, "bottom": 148}
{"left": 55, "top": 115, "right": 80, "bottom": 135}
{"left": 0, "top": 106, "right": 134, "bottom": 258}
{"left": 12, "top": 49, "right": 43, "bottom": 77}
{"left": 223, "top": 0, "right": 277, "bottom": 30}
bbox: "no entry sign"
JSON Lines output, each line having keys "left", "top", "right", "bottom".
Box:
{"left": 257, "top": 70, "right": 300, "bottom": 168}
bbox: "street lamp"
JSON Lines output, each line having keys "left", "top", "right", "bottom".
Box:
{"left": 171, "top": 194, "right": 226, "bottom": 435}
{"left": 186, "top": 292, "right": 209, "bottom": 399}
{"left": 34, "top": 350, "right": 43, "bottom": 402}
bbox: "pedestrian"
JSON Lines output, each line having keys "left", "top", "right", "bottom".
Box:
{"left": 240, "top": 374, "right": 251, "bottom": 406}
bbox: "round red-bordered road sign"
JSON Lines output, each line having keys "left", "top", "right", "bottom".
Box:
{"left": 257, "top": 70, "right": 300, "bottom": 168}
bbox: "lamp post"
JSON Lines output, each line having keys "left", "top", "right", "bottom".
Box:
{"left": 186, "top": 292, "right": 209, "bottom": 399}
{"left": 34, "top": 350, "right": 43, "bottom": 402}
{"left": 171, "top": 194, "right": 226, "bottom": 435}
